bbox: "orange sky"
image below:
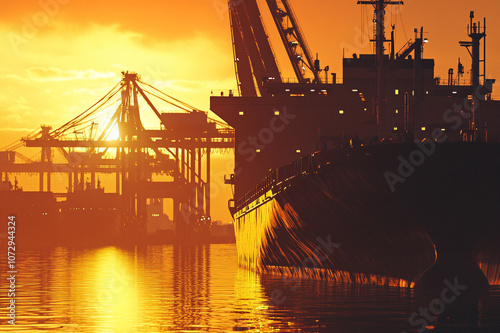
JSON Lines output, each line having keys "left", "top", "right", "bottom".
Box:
{"left": 1, "top": 0, "right": 499, "bottom": 221}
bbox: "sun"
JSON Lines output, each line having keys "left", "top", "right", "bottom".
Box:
{"left": 106, "top": 123, "right": 120, "bottom": 140}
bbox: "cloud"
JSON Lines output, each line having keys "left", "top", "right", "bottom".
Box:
{"left": 26, "top": 67, "right": 118, "bottom": 81}
{"left": 161, "top": 79, "right": 217, "bottom": 93}
{"left": 0, "top": 127, "right": 39, "bottom": 132}
{"left": 3, "top": 74, "right": 29, "bottom": 83}
{"left": 61, "top": 87, "right": 99, "bottom": 96}
{"left": 154, "top": 78, "right": 235, "bottom": 94}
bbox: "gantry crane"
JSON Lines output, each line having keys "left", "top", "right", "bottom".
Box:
{"left": 0, "top": 72, "right": 235, "bottom": 236}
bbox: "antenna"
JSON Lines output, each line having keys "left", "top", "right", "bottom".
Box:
{"left": 357, "top": 0, "right": 404, "bottom": 126}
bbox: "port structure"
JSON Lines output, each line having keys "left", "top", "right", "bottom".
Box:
{"left": 0, "top": 72, "right": 235, "bottom": 237}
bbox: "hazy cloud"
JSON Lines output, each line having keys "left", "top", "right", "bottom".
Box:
{"left": 3, "top": 74, "right": 29, "bottom": 83}
{"left": 0, "top": 127, "right": 39, "bottom": 132}
{"left": 26, "top": 67, "right": 118, "bottom": 81}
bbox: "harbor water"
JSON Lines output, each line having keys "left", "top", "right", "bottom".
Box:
{"left": 2, "top": 243, "right": 500, "bottom": 332}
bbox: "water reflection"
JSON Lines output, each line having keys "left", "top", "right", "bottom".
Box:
{"left": 2, "top": 244, "right": 274, "bottom": 332}
{"left": 258, "top": 274, "right": 500, "bottom": 332}
{"left": 2, "top": 244, "right": 499, "bottom": 332}
{"left": 72, "top": 247, "right": 137, "bottom": 332}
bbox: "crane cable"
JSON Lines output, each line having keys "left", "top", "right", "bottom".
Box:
{"left": 61, "top": 98, "right": 122, "bottom": 139}
{"left": 399, "top": 7, "right": 408, "bottom": 43}
{"left": 140, "top": 87, "right": 193, "bottom": 113}
{"left": 50, "top": 82, "right": 122, "bottom": 138}
{"left": 138, "top": 80, "right": 232, "bottom": 130}
{"left": 138, "top": 79, "right": 199, "bottom": 112}
{"left": 0, "top": 129, "right": 38, "bottom": 151}
{"left": 3, "top": 77, "right": 233, "bottom": 153}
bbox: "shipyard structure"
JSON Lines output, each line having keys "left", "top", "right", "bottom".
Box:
{"left": 211, "top": 0, "right": 500, "bottom": 289}
{"left": 0, "top": 72, "right": 235, "bottom": 246}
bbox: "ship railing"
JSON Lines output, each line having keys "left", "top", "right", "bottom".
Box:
{"left": 282, "top": 77, "right": 343, "bottom": 84}
{"left": 211, "top": 89, "right": 238, "bottom": 97}
{"left": 216, "top": 128, "right": 236, "bottom": 135}
{"left": 435, "top": 77, "right": 472, "bottom": 86}
{"left": 236, "top": 172, "right": 276, "bottom": 210}
{"left": 395, "top": 38, "right": 413, "bottom": 58}
{"left": 276, "top": 154, "right": 319, "bottom": 183}
{"left": 236, "top": 154, "right": 321, "bottom": 210}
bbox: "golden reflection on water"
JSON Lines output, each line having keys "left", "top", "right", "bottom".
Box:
{"left": 71, "top": 246, "right": 138, "bottom": 332}
{"left": 232, "top": 269, "right": 276, "bottom": 331}
{"left": 1, "top": 244, "right": 277, "bottom": 332}
{"left": 3, "top": 244, "right": 500, "bottom": 332}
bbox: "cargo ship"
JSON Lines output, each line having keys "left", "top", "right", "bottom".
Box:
{"left": 211, "top": 0, "right": 500, "bottom": 288}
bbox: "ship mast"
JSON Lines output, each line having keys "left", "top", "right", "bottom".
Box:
{"left": 357, "top": 0, "right": 403, "bottom": 128}
{"left": 460, "top": 11, "right": 487, "bottom": 141}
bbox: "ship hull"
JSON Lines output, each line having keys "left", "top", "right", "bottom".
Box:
{"left": 234, "top": 142, "right": 500, "bottom": 287}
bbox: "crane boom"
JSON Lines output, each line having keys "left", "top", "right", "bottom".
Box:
{"left": 266, "top": 0, "right": 321, "bottom": 83}
{"left": 229, "top": 4, "right": 258, "bottom": 97}
{"left": 228, "top": 0, "right": 282, "bottom": 96}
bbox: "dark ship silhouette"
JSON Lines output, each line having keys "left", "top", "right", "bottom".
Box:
{"left": 211, "top": 0, "right": 500, "bottom": 289}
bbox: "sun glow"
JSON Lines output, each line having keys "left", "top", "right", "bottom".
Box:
{"left": 107, "top": 123, "right": 120, "bottom": 141}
